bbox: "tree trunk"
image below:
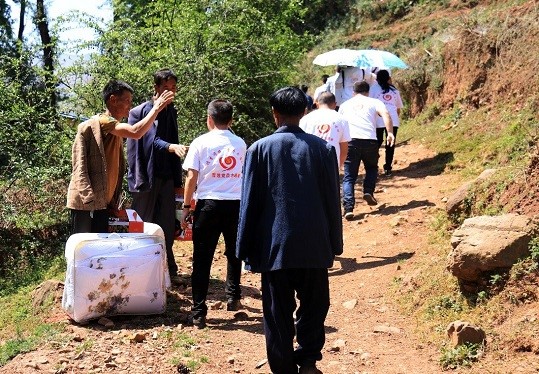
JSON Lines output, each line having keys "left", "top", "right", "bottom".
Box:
{"left": 34, "top": 0, "right": 56, "bottom": 107}
{"left": 17, "top": 0, "right": 26, "bottom": 42}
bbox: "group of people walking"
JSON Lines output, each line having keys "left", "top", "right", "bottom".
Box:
{"left": 304, "top": 66, "right": 403, "bottom": 219}
{"left": 65, "top": 65, "right": 401, "bottom": 374}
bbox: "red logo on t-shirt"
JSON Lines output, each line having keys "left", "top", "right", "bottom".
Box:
{"left": 317, "top": 124, "right": 330, "bottom": 134}
{"left": 383, "top": 94, "right": 393, "bottom": 101}
{"left": 219, "top": 156, "right": 237, "bottom": 171}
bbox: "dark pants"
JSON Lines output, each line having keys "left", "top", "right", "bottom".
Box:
{"left": 191, "top": 199, "right": 242, "bottom": 319}
{"left": 131, "top": 177, "right": 178, "bottom": 276}
{"left": 261, "top": 268, "right": 330, "bottom": 374}
{"left": 342, "top": 138, "right": 379, "bottom": 212}
{"left": 376, "top": 127, "right": 399, "bottom": 172}
{"left": 70, "top": 209, "right": 109, "bottom": 234}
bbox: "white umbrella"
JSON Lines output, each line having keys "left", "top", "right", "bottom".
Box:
{"left": 313, "top": 48, "right": 407, "bottom": 69}
{"left": 312, "top": 48, "right": 362, "bottom": 67}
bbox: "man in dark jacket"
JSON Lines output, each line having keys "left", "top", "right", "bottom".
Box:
{"left": 127, "top": 68, "right": 187, "bottom": 280}
{"left": 236, "top": 86, "right": 343, "bottom": 374}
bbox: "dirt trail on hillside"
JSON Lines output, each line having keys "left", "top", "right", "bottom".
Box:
{"left": 1, "top": 140, "right": 460, "bottom": 374}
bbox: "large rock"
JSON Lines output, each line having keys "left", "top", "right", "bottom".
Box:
{"left": 447, "top": 214, "right": 539, "bottom": 282}
{"left": 446, "top": 169, "right": 496, "bottom": 216}
{"left": 447, "top": 320, "right": 486, "bottom": 346}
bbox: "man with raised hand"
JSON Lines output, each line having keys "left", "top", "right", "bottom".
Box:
{"left": 67, "top": 79, "right": 173, "bottom": 234}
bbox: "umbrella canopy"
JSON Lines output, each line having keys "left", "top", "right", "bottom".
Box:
{"left": 313, "top": 48, "right": 407, "bottom": 69}
{"left": 312, "top": 48, "right": 361, "bottom": 67}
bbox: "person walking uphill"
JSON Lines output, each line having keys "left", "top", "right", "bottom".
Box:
{"left": 338, "top": 80, "right": 394, "bottom": 220}
{"left": 127, "top": 68, "right": 187, "bottom": 281}
{"left": 181, "top": 99, "right": 246, "bottom": 329}
{"left": 369, "top": 69, "right": 403, "bottom": 176}
{"left": 66, "top": 79, "right": 174, "bottom": 234}
{"left": 236, "top": 87, "right": 343, "bottom": 374}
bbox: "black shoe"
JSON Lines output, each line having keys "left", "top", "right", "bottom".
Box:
{"left": 189, "top": 315, "right": 206, "bottom": 329}
{"left": 363, "top": 193, "right": 378, "bottom": 206}
{"left": 344, "top": 211, "right": 354, "bottom": 220}
{"left": 299, "top": 364, "right": 323, "bottom": 374}
{"left": 226, "top": 299, "right": 241, "bottom": 311}
{"left": 384, "top": 169, "right": 393, "bottom": 177}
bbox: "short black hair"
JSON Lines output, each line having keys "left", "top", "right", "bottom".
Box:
{"left": 269, "top": 86, "right": 307, "bottom": 117}
{"left": 154, "top": 68, "right": 178, "bottom": 86}
{"left": 102, "top": 79, "right": 134, "bottom": 103}
{"left": 207, "top": 99, "right": 233, "bottom": 125}
{"left": 318, "top": 92, "right": 336, "bottom": 105}
{"left": 353, "top": 80, "right": 370, "bottom": 94}
{"left": 300, "top": 84, "right": 308, "bottom": 93}
{"left": 322, "top": 74, "right": 330, "bottom": 83}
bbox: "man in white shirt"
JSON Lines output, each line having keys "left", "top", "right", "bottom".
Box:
{"left": 312, "top": 74, "right": 330, "bottom": 108}
{"left": 338, "top": 81, "right": 394, "bottom": 220}
{"left": 300, "top": 92, "right": 351, "bottom": 168}
{"left": 181, "top": 99, "right": 247, "bottom": 328}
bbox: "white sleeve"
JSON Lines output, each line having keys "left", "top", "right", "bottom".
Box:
{"left": 182, "top": 139, "right": 200, "bottom": 172}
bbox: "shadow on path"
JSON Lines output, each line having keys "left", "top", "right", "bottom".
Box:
{"left": 398, "top": 151, "right": 454, "bottom": 178}
{"left": 347, "top": 200, "right": 435, "bottom": 221}
{"left": 330, "top": 252, "right": 415, "bottom": 277}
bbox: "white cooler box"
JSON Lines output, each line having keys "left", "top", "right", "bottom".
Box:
{"left": 62, "top": 222, "right": 170, "bottom": 323}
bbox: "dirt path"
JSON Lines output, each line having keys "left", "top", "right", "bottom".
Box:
{"left": 2, "top": 140, "right": 460, "bottom": 374}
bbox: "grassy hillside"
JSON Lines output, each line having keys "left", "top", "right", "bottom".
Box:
{"left": 301, "top": 0, "right": 539, "bottom": 370}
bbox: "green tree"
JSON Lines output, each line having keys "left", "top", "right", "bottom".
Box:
{"left": 63, "top": 0, "right": 307, "bottom": 144}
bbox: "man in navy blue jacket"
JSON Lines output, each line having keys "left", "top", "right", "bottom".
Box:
{"left": 236, "top": 86, "right": 343, "bottom": 374}
{"left": 127, "top": 68, "right": 187, "bottom": 280}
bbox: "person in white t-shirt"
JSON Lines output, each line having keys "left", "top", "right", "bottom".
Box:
{"left": 299, "top": 92, "right": 351, "bottom": 168}
{"left": 181, "top": 99, "right": 247, "bottom": 328}
{"left": 369, "top": 70, "right": 403, "bottom": 176}
{"left": 338, "top": 81, "right": 393, "bottom": 219}
{"left": 312, "top": 74, "right": 330, "bottom": 108}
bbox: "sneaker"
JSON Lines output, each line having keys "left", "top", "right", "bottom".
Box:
{"left": 363, "top": 193, "right": 378, "bottom": 206}
{"left": 226, "top": 299, "right": 242, "bottom": 311}
{"left": 299, "top": 364, "right": 323, "bottom": 374}
{"left": 189, "top": 315, "right": 206, "bottom": 329}
{"left": 384, "top": 169, "right": 393, "bottom": 177}
{"left": 344, "top": 211, "right": 354, "bottom": 221}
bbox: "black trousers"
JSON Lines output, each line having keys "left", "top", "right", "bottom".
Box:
{"left": 191, "top": 199, "right": 242, "bottom": 318}
{"left": 261, "top": 268, "right": 330, "bottom": 374}
{"left": 376, "top": 126, "right": 399, "bottom": 172}
{"left": 131, "top": 177, "right": 178, "bottom": 276}
{"left": 70, "top": 209, "right": 109, "bottom": 234}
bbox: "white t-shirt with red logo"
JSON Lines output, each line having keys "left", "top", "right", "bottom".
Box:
{"left": 182, "top": 129, "right": 246, "bottom": 200}
{"left": 369, "top": 82, "right": 403, "bottom": 128}
{"left": 338, "top": 95, "right": 387, "bottom": 140}
{"left": 299, "top": 108, "right": 351, "bottom": 163}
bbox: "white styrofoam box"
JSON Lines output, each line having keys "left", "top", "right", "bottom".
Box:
{"left": 62, "top": 222, "right": 170, "bottom": 323}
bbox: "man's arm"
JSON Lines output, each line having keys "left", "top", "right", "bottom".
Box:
{"left": 181, "top": 168, "right": 198, "bottom": 229}
{"left": 338, "top": 142, "right": 348, "bottom": 168}
{"left": 378, "top": 106, "right": 395, "bottom": 146}
{"left": 110, "top": 90, "right": 174, "bottom": 139}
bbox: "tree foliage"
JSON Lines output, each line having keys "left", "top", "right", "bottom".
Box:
{"left": 63, "top": 0, "right": 308, "bottom": 144}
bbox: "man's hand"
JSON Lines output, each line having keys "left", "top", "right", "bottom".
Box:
{"left": 169, "top": 144, "right": 188, "bottom": 158}
{"left": 386, "top": 133, "right": 395, "bottom": 147}
{"left": 153, "top": 90, "right": 174, "bottom": 112}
